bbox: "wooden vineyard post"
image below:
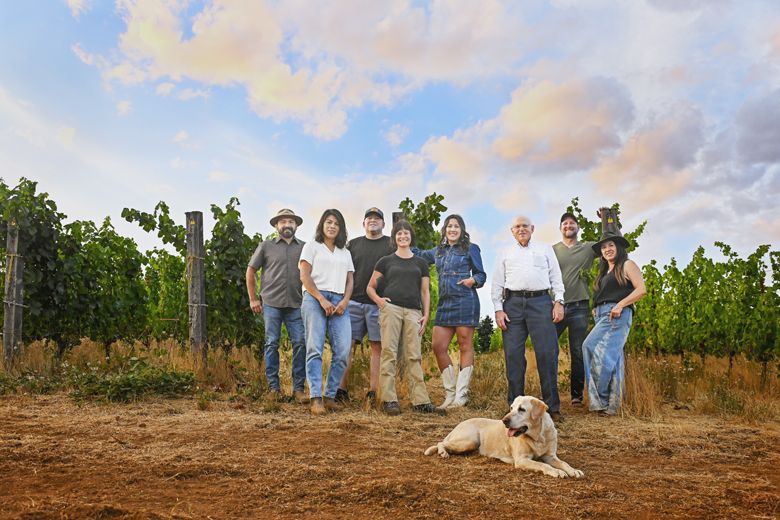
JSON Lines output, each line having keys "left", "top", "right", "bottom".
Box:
{"left": 392, "top": 211, "right": 406, "bottom": 225}
{"left": 3, "top": 219, "right": 25, "bottom": 366}
{"left": 186, "top": 211, "right": 207, "bottom": 363}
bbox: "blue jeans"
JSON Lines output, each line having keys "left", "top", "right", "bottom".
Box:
{"left": 582, "top": 303, "right": 633, "bottom": 414}
{"left": 301, "top": 291, "right": 352, "bottom": 399}
{"left": 555, "top": 300, "right": 590, "bottom": 401}
{"left": 501, "top": 294, "right": 561, "bottom": 413}
{"left": 262, "top": 305, "right": 306, "bottom": 392}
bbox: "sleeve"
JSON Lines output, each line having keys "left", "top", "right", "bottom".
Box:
{"left": 412, "top": 246, "right": 436, "bottom": 265}
{"left": 248, "top": 241, "right": 265, "bottom": 270}
{"left": 468, "top": 244, "right": 487, "bottom": 288}
{"left": 375, "top": 255, "right": 388, "bottom": 277}
{"left": 345, "top": 249, "right": 355, "bottom": 272}
{"left": 547, "top": 244, "right": 565, "bottom": 302}
{"left": 298, "top": 241, "right": 315, "bottom": 267}
{"left": 491, "top": 250, "right": 507, "bottom": 312}
{"left": 418, "top": 257, "right": 430, "bottom": 279}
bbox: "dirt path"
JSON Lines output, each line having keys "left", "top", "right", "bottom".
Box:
{"left": 0, "top": 395, "right": 777, "bottom": 519}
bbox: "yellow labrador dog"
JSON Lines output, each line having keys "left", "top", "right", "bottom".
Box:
{"left": 424, "top": 395, "right": 584, "bottom": 478}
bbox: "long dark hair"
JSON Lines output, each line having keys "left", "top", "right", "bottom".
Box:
{"left": 438, "top": 214, "right": 471, "bottom": 251}
{"left": 314, "top": 209, "right": 348, "bottom": 249}
{"left": 391, "top": 220, "right": 415, "bottom": 248}
{"left": 594, "top": 241, "right": 629, "bottom": 289}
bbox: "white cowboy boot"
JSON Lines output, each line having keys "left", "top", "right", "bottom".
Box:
{"left": 438, "top": 365, "right": 456, "bottom": 409}
{"left": 450, "top": 365, "right": 473, "bottom": 407}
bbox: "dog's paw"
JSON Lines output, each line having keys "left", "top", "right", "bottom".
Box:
{"left": 546, "top": 468, "right": 568, "bottom": 479}
{"left": 568, "top": 468, "right": 585, "bottom": 479}
{"left": 438, "top": 449, "right": 450, "bottom": 459}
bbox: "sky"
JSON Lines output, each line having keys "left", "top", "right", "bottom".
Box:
{"left": 1, "top": 0, "right": 779, "bottom": 317}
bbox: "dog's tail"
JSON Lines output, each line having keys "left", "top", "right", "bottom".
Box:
{"left": 424, "top": 445, "right": 438, "bottom": 456}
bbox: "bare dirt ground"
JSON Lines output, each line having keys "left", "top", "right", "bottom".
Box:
{"left": 0, "top": 394, "right": 777, "bottom": 520}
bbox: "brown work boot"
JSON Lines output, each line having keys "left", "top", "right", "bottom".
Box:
{"left": 323, "top": 397, "right": 343, "bottom": 412}
{"left": 310, "top": 397, "right": 326, "bottom": 416}
{"left": 293, "top": 389, "right": 308, "bottom": 405}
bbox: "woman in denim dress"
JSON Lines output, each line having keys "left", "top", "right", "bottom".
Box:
{"left": 415, "top": 214, "right": 486, "bottom": 408}
{"left": 582, "top": 231, "right": 646, "bottom": 416}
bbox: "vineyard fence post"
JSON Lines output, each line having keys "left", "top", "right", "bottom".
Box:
{"left": 186, "top": 211, "right": 207, "bottom": 362}
{"left": 3, "top": 219, "right": 25, "bottom": 365}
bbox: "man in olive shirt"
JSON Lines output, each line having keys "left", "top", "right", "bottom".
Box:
{"left": 553, "top": 212, "right": 598, "bottom": 406}
{"left": 337, "top": 207, "right": 394, "bottom": 404}
{"left": 246, "top": 209, "right": 307, "bottom": 404}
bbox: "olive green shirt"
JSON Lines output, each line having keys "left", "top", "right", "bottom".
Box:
{"left": 553, "top": 241, "right": 598, "bottom": 304}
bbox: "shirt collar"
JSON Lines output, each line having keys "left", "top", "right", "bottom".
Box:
{"left": 273, "top": 236, "right": 301, "bottom": 244}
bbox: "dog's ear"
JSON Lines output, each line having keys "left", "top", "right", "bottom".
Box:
{"left": 530, "top": 398, "right": 548, "bottom": 421}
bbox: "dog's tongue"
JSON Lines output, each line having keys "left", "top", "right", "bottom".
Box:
{"left": 506, "top": 428, "right": 518, "bottom": 438}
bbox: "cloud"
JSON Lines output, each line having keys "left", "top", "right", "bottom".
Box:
{"left": 57, "top": 126, "right": 76, "bottom": 145}
{"left": 116, "top": 100, "right": 132, "bottom": 116}
{"left": 67, "top": 0, "right": 90, "bottom": 18}
{"left": 383, "top": 123, "right": 409, "bottom": 147}
{"left": 590, "top": 104, "right": 705, "bottom": 210}
{"left": 172, "top": 130, "right": 188, "bottom": 143}
{"left": 177, "top": 88, "right": 210, "bottom": 101}
{"left": 736, "top": 89, "right": 780, "bottom": 165}
{"left": 155, "top": 82, "right": 175, "bottom": 95}
{"left": 493, "top": 77, "right": 634, "bottom": 171}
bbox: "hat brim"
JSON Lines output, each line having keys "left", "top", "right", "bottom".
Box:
{"left": 270, "top": 215, "right": 303, "bottom": 227}
{"left": 592, "top": 236, "right": 631, "bottom": 255}
{"left": 364, "top": 211, "right": 384, "bottom": 219}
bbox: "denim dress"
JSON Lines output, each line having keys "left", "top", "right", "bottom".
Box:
{"left": 414, "top": 243, "right": 486, "bottom": 327}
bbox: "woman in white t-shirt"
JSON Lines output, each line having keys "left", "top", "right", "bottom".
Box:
{"left": 299, "top": 209, "right": 355, "bottom": 415}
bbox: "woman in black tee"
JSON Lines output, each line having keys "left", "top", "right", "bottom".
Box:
{"left": 367, "top": 220, "right": 444, "bottom": 416}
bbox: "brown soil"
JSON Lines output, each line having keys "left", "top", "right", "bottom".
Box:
{"left": 0, "top": 394, "right": 777, "bottom": 520}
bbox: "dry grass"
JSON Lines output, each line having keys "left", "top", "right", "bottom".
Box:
{"left": 1, "top": 339, "right": 777, "bottom": 423}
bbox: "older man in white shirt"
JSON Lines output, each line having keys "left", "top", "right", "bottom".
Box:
{"left": 492, "top": 215, "right": 566, "bottom": 421}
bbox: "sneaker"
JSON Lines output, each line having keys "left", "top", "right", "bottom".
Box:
{"left": 293, "top": 389, "right": 308, "bottom": 405}
{"left": 571, "top": 398, "right": 582, "bottom": 407}
{"left": 412, "top": 403, "right": 447, "bottom": 416}
{"left": 323, "top": 397, "right": 343, "bottom": 412}
{"left": 549, "top": 411, "right": 565, "bottom": 423}
{"left": 382, "top": 401, "right": 401, "bottom": 416}
{"left": 335, "top": 388, "right": 350, "bottom": 403}
{"left": 310, "top": 397, "right": 326, "bottom": 416}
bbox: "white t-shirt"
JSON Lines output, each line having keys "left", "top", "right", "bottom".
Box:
{"left": 299, "top": 241, "right": 355, "bottom": 294}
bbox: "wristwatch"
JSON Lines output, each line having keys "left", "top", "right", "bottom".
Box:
{"left": 554, "top": 299, "right": 564, "bottom": 305}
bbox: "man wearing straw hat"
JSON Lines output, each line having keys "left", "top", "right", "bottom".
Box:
{"left": 246, "top": 209, "right": 307, "bottom": 404}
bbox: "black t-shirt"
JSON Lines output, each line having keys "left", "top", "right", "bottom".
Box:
{"left": 348, "top": 235, "right": 394, "bottom": 304}
{"left": 374, "top": 253, "right": 429, "bottom": 310}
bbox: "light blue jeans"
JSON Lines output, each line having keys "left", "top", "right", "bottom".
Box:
{"left": 262, "top": 305, "right": 306, "bottom": 392}
{"left": 582, "top": 303, "right": 634, "bottom": 414}
{"left": 301, "top": 291, "right": 351, "bottom": 399}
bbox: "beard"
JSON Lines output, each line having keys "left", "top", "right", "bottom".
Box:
{"left": 280, "top": 227, "right": 295, "bottom": 239}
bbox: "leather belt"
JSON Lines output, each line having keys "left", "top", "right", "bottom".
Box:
{"left": 505, "top": 289, "right": 548, "bottom": 298}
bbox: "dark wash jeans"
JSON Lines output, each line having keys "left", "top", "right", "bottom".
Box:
{"left": 501, "top": 293, "right": 560, "bottom": 413}
{"left": 262, "top": 304, "right": 306, "bottom": 392}
{"left": 556, "top": 300, "right": 590, "bottom": 401}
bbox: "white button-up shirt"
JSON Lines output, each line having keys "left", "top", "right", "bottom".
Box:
{"left": 491, "top": 239, "right": 565, "bottom": 312}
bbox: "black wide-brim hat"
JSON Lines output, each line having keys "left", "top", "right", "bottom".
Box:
{"left": 270, "top": 208, "right": 303, "bottom": 227}
{"left": 591, "top": 207, "right": 630, "bottom": 254}
{"left": 591, "top": 233, "right": 631, "bottom": 255}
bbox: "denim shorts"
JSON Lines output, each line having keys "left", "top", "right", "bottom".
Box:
{"left": 348, "top": 300, "right": 381, "bottom": 342}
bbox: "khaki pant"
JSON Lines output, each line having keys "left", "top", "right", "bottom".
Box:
{"left": 378, "top": 303, "right": 431, "bottom": 406}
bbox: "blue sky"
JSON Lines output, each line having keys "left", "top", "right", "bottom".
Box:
{"left": 1, "top": 1, "right": 779, "bottom": 316}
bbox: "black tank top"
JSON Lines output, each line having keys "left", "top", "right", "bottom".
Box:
{"left": 593, "top": 269, "right": 634, "bottom": 306}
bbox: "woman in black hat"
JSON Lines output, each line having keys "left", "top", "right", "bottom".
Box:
{"left": 582, "top": 216, "right": 646, "bottom": 416}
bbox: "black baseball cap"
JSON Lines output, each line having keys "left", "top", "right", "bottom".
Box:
{"left": 365, "top": 207, "right": 384, "bottom": 219}
{"left": 560, "top": 212, "right": 578, "bottom": 224}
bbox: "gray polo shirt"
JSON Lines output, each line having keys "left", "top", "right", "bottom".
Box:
{"left": 248, "top": 236, "right": 305, "bottom": 308}
{"left": 553, "top": 241, "right": 598, "bottom": 304}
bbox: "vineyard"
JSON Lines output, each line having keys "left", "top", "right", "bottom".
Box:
{"left": 0, "top": 178, "right": 778, "bottom": 519}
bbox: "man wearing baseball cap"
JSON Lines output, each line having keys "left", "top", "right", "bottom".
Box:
{"left": 246, "top": 209, "right": 307, "bottom": 404}
{"left": 336, "top": 207, "right": 395, "bottom": 405}
{"left": 552, "top": 211, "right": 598, "bottom": 407}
